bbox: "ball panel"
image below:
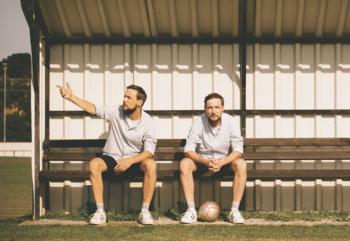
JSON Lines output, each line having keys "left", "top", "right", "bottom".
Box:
{"left": 207, "top": 207, "right": 220, "bottom": 220}
{"left": 198, "top": 201, "right": 220, "bottom": 222}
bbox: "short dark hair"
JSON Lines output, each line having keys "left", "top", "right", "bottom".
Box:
{"left": 204, "top": 93, "right": 224, "bottom": 106}
{"left": 127, "top": 85, "right": 147, "bottom": 106}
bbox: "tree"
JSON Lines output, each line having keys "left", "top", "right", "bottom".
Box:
{"left": 0, "top": 53, "right": 31, "bottom": 142}
{"left": 0, "top": 53, "right": 31, "bottom": 78}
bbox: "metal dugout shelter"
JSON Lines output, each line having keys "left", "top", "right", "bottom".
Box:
{"left": 21, "top": 0, "right": 350, "bottom": 220}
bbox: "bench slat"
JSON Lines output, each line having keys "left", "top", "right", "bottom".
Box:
{"left": 39, "top": 170, "right": 350, "bottom": 181}
{"left": 43, "top": 151, "right": 350, "bottom": 161}
{"left": 43, "top": 152, "right": 185, "bottom": 161}
{"left": 245, "top": 152, "right": 350, "bottom": 160}
{"left": 244, "top": 138, "right": 350, "bottom": 146}
{"left": 45, "top": 138, "right": 350, "bottom": 148}
{"left": 44, "top": 139, "right": 187, "bottom": 148}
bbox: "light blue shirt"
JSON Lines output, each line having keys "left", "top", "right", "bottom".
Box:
{"left": 184, "top": 112, "right": 243, "bottom": 159}
{"left": 94, "top": 105, "right": 157, "bottom": 160}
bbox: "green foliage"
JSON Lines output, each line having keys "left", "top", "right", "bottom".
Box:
{"left": 0, "top": 53, "right": 31, "bottom": 79}
{"left": 220, "top": 210, "right": 350, "bottom": 222}
{"left": 41, "top": 209, "right": 88, "bottom": 221}
{"left": 85, "top": 201, "right": 97, "bottom": 215}
{"left": 166, "top": 201, "right": 189, "bottom": 221}
{"left": 0, "top": 53, "right": 31, "bottom": 142}
{"left": 41, "top": 208, "right": 165, "bottom": 222}
{"left": 0, "top": 112, "right": 31, "bottom": 142}
{"left": 41, "top": 201, "right": 165, "bottom": 222}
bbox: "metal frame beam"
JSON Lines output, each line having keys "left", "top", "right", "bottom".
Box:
{"left": 46, "top": 37, "right": 350, "bottom": 45}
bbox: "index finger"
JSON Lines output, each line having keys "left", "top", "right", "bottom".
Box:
{"left": 114, "top": 162, "right": 121, "bottom": 169}
{"left": 56, "top": 85, "right": 64, "bottom": 90}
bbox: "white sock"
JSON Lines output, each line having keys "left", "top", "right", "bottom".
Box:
{"left": 96, "top": 202, "right": 104, "bottom": 212}
{"left": 231, "top": 201, "right": 240, "bottom": 210}
{"left": 187, "top": 201, "right": 195, "bottom": 210}
{"left": 141, "top": 202, "right": 150, "bottom": 211}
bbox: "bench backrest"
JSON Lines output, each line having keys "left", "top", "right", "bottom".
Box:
{"left": 43, "top": 138, "right": 350, "bottom": 162}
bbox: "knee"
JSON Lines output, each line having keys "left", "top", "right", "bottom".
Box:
{"left": 180, "top": 158, "right": 193, "bottom": 173}
{"left": 232, "top": 158, "right": 247, "bottom": 172}
{"left": 89, "top": 158, "right": 102, "bottom": 174}
{"left": 143, "top": 159, "right": 157, "bottom": 173}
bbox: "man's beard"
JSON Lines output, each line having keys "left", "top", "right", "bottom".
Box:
{"left": 122, "top": 105, "right": 137, "bottom": 115}
{"left": 208, "top": 115, "right": 221, "bottom": 125}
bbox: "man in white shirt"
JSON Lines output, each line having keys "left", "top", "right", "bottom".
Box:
{"left": 57, "top": 83, "right": 157, "bottom": 225}
{"left": 180, "top": 93, "right": 246, "bottom": 224}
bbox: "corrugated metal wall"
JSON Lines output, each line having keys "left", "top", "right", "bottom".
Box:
{"left": 43, "top": 43, "right": 350, "bottom": 213}
{"left": 245, "top": 43, "right": 350, "bottom": 211}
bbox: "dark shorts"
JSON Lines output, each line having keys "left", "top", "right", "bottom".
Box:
{"left": 99, "top": 155, "right": 142, "bottom": 177}
{"left": 195, "top": 162, "right": 233, "bottom": 176}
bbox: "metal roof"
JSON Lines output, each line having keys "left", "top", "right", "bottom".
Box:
{"left": 39, "top": 0, "right": 350, "bottom": 39}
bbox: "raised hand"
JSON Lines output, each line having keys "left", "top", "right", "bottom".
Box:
{"left": 57, "top": 83, "right": 73, "bottom": 100}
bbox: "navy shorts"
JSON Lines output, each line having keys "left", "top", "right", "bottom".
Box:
{"left": 99, "top": 155, "right": 142, "bottom": 177}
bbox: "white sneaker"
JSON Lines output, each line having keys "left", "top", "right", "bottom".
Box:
{"left": 89, "top": 210, "right": 106, "bottom": 225}
{"left": 180, "top": 209, "right": 197, "bottom": 224}
{"left": 139, "top": 210, "right": 154, "bottom": 225}
{"left": 228, "top": 208, "right": 244, "bottom": 224}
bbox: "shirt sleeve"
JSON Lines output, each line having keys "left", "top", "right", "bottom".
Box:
{"left": 142, "top": 119, "right": 157, "bottom": 157}
{"left": 94, "top": 104, "right": 115, "bottom": 122}
{"left": 230, "top": 118, "right": 244, "bottom": 155}
{"left": 184, "top": 116, "right": 202, "bottom": 153}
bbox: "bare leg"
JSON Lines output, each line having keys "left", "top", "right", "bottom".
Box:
{"left": 140, "top": 159, "right": 157, "bottom": 203}
{"left": 180, "top": 158, "right": 198, "bottom": 202}
{"left": 230, "top": 158, "right": 247, "bottom": 202}
{"left": 89, "top": 158, "right": 108, "bottom": 203}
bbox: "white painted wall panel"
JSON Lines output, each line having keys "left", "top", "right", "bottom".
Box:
{"left": 173, "top": 45, "right": 193, "bottom": 109}
{"left": 133, "top": 44, "right": 241, "bottom": 111}
{"left": 50, "top": 45, "right": 64, "bottom": 110}
{"left": 134, "top": 45, "right": 152, "bottom": 110}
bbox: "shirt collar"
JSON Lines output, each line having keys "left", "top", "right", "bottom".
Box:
{"left": 123, "top": 108, "right": 143, "bottom": 130}
{"left": 207, "top": 115, "right": 223, "bottom": 136}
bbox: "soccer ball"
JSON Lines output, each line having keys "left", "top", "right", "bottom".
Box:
{"left": 198, "top": 201, "right": 220, "bottom": 222}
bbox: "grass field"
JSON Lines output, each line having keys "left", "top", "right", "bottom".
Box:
{"left": 0, "top": 156, "right": 32, "bottom": 219}
{"left": 1, "top": 216, "right": 350, "bottom": 240}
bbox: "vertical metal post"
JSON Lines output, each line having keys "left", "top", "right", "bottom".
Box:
{"left": 3, "top": 63, "right": 7, "bottom": 142}
{"left": 239, "top": 0, "right": 247, "bottom": 211}
{"left": 44, "top": 39, "right": 50, "bottom": 212}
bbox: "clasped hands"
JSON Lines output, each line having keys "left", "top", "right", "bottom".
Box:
{"left": 114, "top": 157, "right": 134, "bottom": 174}
{"left": 206, "top": 158, "right": 223, "bottom": 172}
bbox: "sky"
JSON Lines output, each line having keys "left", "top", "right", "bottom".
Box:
{"left": 0, "top": 0, "right": 31, "bottom": 61}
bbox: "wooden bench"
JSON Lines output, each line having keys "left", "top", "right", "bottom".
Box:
{"left": 40, "top": 138, "right": 350, "bottom": 212}
{"left": 41, "top": 138, "right": 350, "bottom": 182}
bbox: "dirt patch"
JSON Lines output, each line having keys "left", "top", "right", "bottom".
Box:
{"left": 20, "top": 218, "right": 350, "bottom": 226}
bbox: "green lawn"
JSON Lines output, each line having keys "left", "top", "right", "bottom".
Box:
{"left": 0, "top": 156, "right": 32, "bottom": 219}
{"left": 0, "top": 217, "right": 350, "bottom": 241}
